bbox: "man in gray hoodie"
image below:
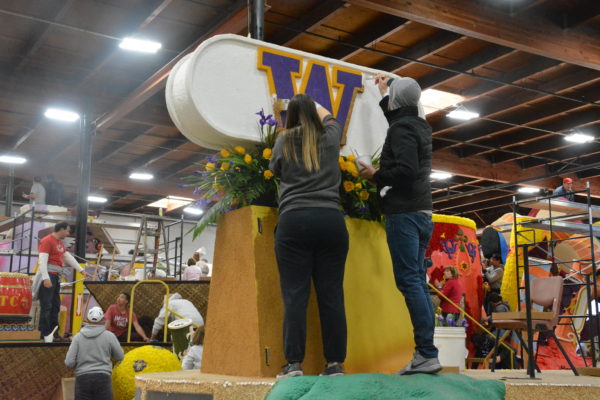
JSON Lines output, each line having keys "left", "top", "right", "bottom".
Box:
{"left": 65, "top": 307, "right": 124, "bottom": 400}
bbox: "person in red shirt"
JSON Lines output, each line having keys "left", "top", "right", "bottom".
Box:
{"left": 36, "top": 221, "right": 89, "bottom": 342}
{"left": 104, "top": 292, "right": 150, "bottom": 342}
{"left": 435, "top": 266, "right": 465, "bottom": 320}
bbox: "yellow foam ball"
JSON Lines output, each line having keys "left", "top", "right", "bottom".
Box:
{"left": 112, "top": 345, "right": 181, "bottom": 400}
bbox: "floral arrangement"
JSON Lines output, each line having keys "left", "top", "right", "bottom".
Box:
{"left": 183, "top": 110, "right": 383, "bottom": 238}
{"left": 434, "top": 307, "right": 469, "bottom": 328}
{"left": 112, "top": 345, "right": 181, "bottom": 400}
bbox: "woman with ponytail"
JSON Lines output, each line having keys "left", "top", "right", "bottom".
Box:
{"left": 269, "top": 93, "right": 349, "bottom": 378}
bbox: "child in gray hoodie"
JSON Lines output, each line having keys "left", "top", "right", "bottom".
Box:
{"left": 65, "top": 307, "right": 124, "bottom": 400}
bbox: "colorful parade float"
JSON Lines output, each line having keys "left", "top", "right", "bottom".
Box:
{"left": 132, "top": 34, "right": 600, "bottom": 399}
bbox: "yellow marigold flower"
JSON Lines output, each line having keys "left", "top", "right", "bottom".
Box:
{"left": 339, "top": 156, "right": 345, "bottom": 163}
{"left": 220, "top": 149, "right": 231, "bottom": 158}
{"left": 220, "top": 162, "right": 230, "bottom": 171}
{"left": 262, "top": 148, "right": 272, "bottom": 160}
{"left": 343, "top": 181, "right": 355, "bottom": 192}
{"left": 355, "top": 182, "right": 362, "bottom": 190}
{"left": 359, "top": 190, "right": 370, "bottom": 200}
{"left": 346, "top": 161, "right": 359, "bottom": 177}
{"left": 205, "top": 162, "right": 215, "bottom": 171}
{"left": 234, "top": 146, "right": 246, "bottom": 155}
{"left": 346, "top": 154, "right": 356, "bottom": 162}
{"left": 244, "top": 154, "right": 252, "bottom": 164}
{"left": 264, "top": 170, "right": 274, "bottom": 180}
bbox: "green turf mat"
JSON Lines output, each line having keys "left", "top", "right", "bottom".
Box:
{"left": 265, "top": 373, "right": 505, "bottom": 400}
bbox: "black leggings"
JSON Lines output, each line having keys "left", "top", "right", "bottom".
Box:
{"left": 275, "top": 207, "right": 349, "bottom": 363}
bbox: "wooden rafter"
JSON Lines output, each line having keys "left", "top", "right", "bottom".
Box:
{"left": 345, "top": 0, "right": 600, "bottom": 71}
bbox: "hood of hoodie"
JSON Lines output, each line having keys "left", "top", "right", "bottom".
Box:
{"left": 80, "top": 323, "right": 106, "bottom": 338}
{"left": 388, "top": 77, "right": 421, "bottom": 111}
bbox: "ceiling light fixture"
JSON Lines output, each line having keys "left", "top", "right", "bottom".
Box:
{"left": 564, "top": 132, "right": 594, "bottom": 144}
{"left": 0, "top": 155, "right": 27, "bottom": 164}
{"left": 119, "top": 37, "right": 162, "bottom": 53}
{"left": 88, "top": 195, "right": 108, "bottom": 203}
{"left": 147, "top": 196, "right": 193, "bottom": 212}
{"left": 517, "top": 187, "right": 539, "bottom": 194}
{"left": 447, "top": 108, "right": 479, "bottom": 121}
{"left": 44, "top": 108, "right": 80, "bottom": 122}
{"left": 183, "top": 206, "right": 204, "bottom": 215}
{"left": 420, "top": 89, "right": 465, "bottom": 115}
{"left": 129, "top": 172, "right": 154, "bottom": 181}
{"left": 431, "top": 171, "right": 453, "bottom": 180}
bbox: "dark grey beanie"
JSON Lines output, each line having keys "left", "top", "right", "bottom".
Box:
{"left": 388, "top": 77, "right": 421, "bottom": 110}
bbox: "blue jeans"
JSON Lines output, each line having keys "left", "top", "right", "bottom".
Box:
{"left": 385, "top": 212, "right": 438, "bottom": 358}
{"left": 38, "top": 273, "right": 61, "bottom": 338}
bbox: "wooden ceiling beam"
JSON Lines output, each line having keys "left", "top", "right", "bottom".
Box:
{"left": 434, "top": 190, "right": 513, "bottom": 211}
{"left": 320, "top": 14, "right": 407, "bottom": 61}
{"left": 487, "top": 122, "right": 600, "bottom": 165}
{"left": 75, "top": 0, "right": 176, "bottom": 90}
{"left": 431, "top": 148, "right": 600, "bottom": 199}
{"left": 372, "top": 30, "right": 461, "bottom": 73}
{"left": 125, "top": 138, "right": 186, "bottom": 172}
{"left": 93, "top": 129, "right": 149, "bottom": 164}
{"left": 271, "top": 0, "right": 346, "bottom": 46}
{"left": 158, "top": 152, "right": 215, "bottom": 180}
{"left": 441, "top": 95, "right": 600, "bottom": 157}
{"left": 431, "top": 66, "right": 599, "bottom": 136}
{"left": 444, "top": 196, "right": 515, "bottom": 216}
{"left": 95, "top": 1, "right": 248, "bottom": 132}
{"left": 345, "top": 0, "right": 600, "bottom": 71}
{"left": 418, "top": 46, "right": 515, "bottom": 89}
{"left": 11, "top": 0, "right": 77, "bottom": 73}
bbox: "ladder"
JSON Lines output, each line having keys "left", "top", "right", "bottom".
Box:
{"left": 130, "top": 215, "right": 171, "bottom": 279}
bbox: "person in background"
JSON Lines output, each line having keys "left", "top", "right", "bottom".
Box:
{"left": 182, "top": 325, "right": 205, "bottom": 370}
{"left": 104, "top": 292, "right": 150, "bottom": 342}
{"left": 150, "top": 293, "right": 204, "bottom": 341}
{"left": 183, "top": 258, "right": 204, "bottom": 280}
{"left": 65, "top": 307, "right": 124, "bottom": 400}
{"left": 434, "top": 266, "right": 465, "bottom": 321}
{"left": 22, "top": 175, "right": 46, "bottom": 205}
{"left": 359, "top": 73, "right": 440, "bottom": 375}
{"left": 553, "top": 177, "right": 575, "bottom": 202}
{"left": 484, "top": 292, "right": 510, "bottom": 326}
{"left": 483, "top": 254, "right": 504, "bottom": 315}
{"left": 35, "top": 222, "right": 89, "bottom": 342}
{"left": 269, "top": 93, "right": 349, "bottom": 378}
{"left": 45, "top": 174, "right": 64, "bottom": 206}
{"left": 187, "top": 247, "right": 204, "bottom": 266}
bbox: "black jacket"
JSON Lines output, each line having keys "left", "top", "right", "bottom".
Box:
{"left": 373, "top": 98, "right": 432, "bottom": 214}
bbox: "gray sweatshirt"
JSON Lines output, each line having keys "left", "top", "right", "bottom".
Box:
{"left": 65, "top": 324, "right": 124, "bottom": 376}
{"left": 269, "top": 115, "right": 342, "bottom": 215}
